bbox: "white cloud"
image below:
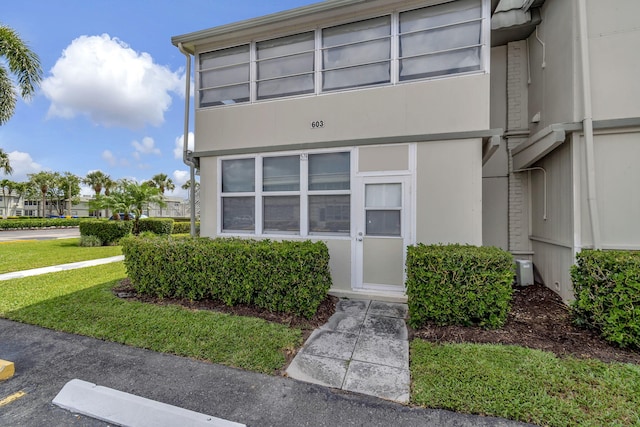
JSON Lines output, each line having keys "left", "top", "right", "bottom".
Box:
{"left": 42, "top": 34, "right": 184, "bottom": 129}
{"left": 168, "top": 169, "right": 190, "bottom": 198}
{"left": 5, "top": 151, "right": 42, "bottom": 181}
{"left": 101, "top": 150, "right": 129, "bottom": 167}
{"left": 173, "top": 132, "right": 194, "bottom": 159}
{"left": 132, "top": 136, "right": 161, "bottom": 157}
{"left": 102, "top": 150, "right": 117, "bottom": 167}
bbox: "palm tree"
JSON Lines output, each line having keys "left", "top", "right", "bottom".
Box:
{"left": 102, "top": 180, "right": 165, "bottom": 233}
{"left": 0, "top": 149, "right": 12, "bottom": 175}
{"left": 103, "top": 176, "right": 116, "bottom": 219}
{"left": 83, "top": 170, "right": 109, "bottom": 217}
{"left": 12, "top": 181, "right": 32, "bottom": 215}
{"left": 0, "top": 24, "right": 43, "bottom": 125}
{"left": 147, "top": 173, "right": 174, "bottom": 217}
{"left": 28, "top": 171, "right": 56, "bottom": 218}
{"left": 57, "top": 172, "right": 80, "bottom": 216}
{"left": 181, "top": 179, "right": 200, "bottom": 191}
{"left": 0, "top": 178, "right": 15, "bottom": 218}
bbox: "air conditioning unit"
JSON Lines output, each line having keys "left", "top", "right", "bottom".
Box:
{"left": 515, "top": 259, "right": 534, "bottom": 286}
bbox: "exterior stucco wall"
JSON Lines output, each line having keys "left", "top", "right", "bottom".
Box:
{"left": 194, "top": 74, "right": 490, "bottom": 154}
{"left": 198, "top": 156, "right": 217, "bottom": 237}
{"left": 529, "top": 141, "right": 574, "bottom": 301}
{"left": 527, "top": 0, "right": 576, "bottom": 134}
{"left": 416, "top": 139, "right": 483, "bottom": 246}
{"left": 578, "top": 130, "right": 640, "bottom": 250}
{"left": 484, "top": 45, "right": 508, "bottom": 249}
{"left": 586, "top": 0, "right": 640, "bottom": 120}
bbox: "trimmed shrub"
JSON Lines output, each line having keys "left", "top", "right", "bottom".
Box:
{"left": 406, "top": 244, "right": 514, "bottom": 329}
{"left": 137, "top": 218, "right": 174, "bottom": 235}
{"left": 121, "top": 236, "right": 332, "bottom": 319}
{"left": 79, "top": 235, "right": 102, "bottom": 247}
{"left": 79, "top": 220, "right": 133, "bottom": 245}
{"left": 571, "top": 249, "right": 640, "bottom": 349}
{"left": 171, "top": 221, "right": 200, "bottom": 235}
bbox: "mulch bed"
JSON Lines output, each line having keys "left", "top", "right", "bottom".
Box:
{"left": 413, "top": 284, "right": 640, "bottom": 365}
{"left": 113, "top": 280, "right": 639, "bottom": 365}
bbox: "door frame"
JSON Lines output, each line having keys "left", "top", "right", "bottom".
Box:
{"left": 352, "top": 173, "right": 413, "bottom": 294}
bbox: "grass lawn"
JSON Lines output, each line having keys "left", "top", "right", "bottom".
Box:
{"left": 411, "top": 340, "right": 640, "bottom": 427}
{"left": 0, "top": 238, "right": 122, "bottom": 273}
{"left": 0, "top": 262, "right": 302, "bottom": 374}
{"left": 2, "top": 234, "right": 638, "bottom": 426}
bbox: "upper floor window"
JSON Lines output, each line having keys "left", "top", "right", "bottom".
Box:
{"left": 399, "top": 0, "right": 482, "bottom": 80}
{"left": 197, "top": 0, "right": 485, "bottom": 107}
{"left": 257, "top": 32, "right": 315, "bottom": 100}
{"left": 199, "top": 44, "right": 250, "bottom": 106}
{"left": 322, "top": 16, "right": 391, "bottom": 91}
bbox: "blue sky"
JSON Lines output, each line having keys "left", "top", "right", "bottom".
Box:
{"left": 1, "top": 0, "right": 317, "bottom": 197}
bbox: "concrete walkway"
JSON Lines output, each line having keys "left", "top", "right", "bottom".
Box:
{"left": 286, "top": 299, "right": 410, "bottom": 403}
{"left": 0, "top": 255, "right": 124, "bottom": 281}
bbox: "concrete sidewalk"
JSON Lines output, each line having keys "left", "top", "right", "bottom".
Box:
{"left": 287, "top": 299, "right": 410, "bottom": 403}
{"left": 0, "top": 255, "right": 124, "bottom": 281}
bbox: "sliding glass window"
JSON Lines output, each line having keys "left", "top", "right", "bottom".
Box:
{"left": 257, "top": 32, "right": 315, "bottom": 100}
{"left": 322, "top": 17, "right": 391, "bottom": 91}
{"left": 199, "top": 45, "right": 250, "bottom": 106}
{"left": 399, "top": 0, "right": 482, "bottom": 80}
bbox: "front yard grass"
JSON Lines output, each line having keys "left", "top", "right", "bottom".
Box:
{"left": 411, "top": 340, "right": 640, "bottom": 427}
{"left": 2, "top": 238, "right": 639, "bottom": 426}
{"left": 0, "top": 262, "right": 302, "bottom": 374}
{"left": 0, "top": 238, "right": 122, "bottom": 273}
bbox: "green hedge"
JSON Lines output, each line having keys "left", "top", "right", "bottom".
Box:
{"left": 121, "top": 236, "right": 332, "bottom": 319}
{"left": 79, "top": 220, "right": 133, "bottom": 245}
{"left": 0, "top": 218, "right": 81, "bottom": 229}
{"left": 171, "top": 221, "right": 200, "bottom": 235}
{"left": 571, "top": 250, "right": 640, "bottom": 349}
{"left": 137, "top": 218, "right": 174, "bottom": 235}
{"left": 406, "top": 244, "right": 514, "bottom": 329}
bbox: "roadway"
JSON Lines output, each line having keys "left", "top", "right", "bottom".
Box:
{"left": 0, "top": 228, "right": 80, "bottom": 242}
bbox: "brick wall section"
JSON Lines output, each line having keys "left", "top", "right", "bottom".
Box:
{"left": 507, "top": 41, "right": 530, "bottom": 253}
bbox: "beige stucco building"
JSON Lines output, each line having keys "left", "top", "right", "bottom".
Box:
{"left": 172, "top": 0, "right": 639, "bottom": 302}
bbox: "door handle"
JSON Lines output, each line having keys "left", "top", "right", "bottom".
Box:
{"left": 357, "top": 237, "right": 363, "bottom": 242}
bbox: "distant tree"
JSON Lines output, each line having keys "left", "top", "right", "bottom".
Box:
{"left": 181, "top": 179, "right": 200, "bottom": 191}
{"left": 102, "top": 176, "right": 116, "bottom": 218}
{"left": 83, "top": 170, "right": 110, "bottom": 217}
{"left": 0, "top": 149, "right": 12, "bottom": 175}
{"left": 147, "top": 173, "right": 174, "bottom": 217}
{"left": 0, "top": 24, "right": 43, "bottom": 125}
{"left": 12, "top": 181, "right": 32, "bottom": 213}
{"left": 28, "top": 171, "right": 56, "bottom": 217}
{"left": 53, "top": 172, "right": 81, "bottom": 216}
{"left": 83, "top": 170, "right": 108, "bottom": 196}
{"left": 100, "top": 179, "right": 165, "bottom": 234}
{"left": 0, "top": 178, "right": 15, "bottom": 218}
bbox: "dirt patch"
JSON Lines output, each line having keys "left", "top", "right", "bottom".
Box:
{"left": 113, "top": 280, "right": 639, "bottom": 365}
{"left": 413, "top": 284, "right": 640, "bottom": 365}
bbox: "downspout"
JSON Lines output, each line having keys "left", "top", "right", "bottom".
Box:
{"left": 178, "top": 42, "right": 197, "bottom": 237}
{"left": 577, "top": 0, "right": 601, "bottom": 249}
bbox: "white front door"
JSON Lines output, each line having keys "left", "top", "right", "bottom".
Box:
{"left": 353, "top": 175, "right": 411, "bottom": 294}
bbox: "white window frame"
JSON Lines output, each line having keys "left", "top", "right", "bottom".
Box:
{"left": 196, "top": 0, "right": 488, "bottom": 108}
{"left": 217, "top": 149, "right": 352, "bottom": 238}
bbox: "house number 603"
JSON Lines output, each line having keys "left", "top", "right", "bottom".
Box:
{"left": 311, "top": 120, "right": 324, "bottom": 129}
